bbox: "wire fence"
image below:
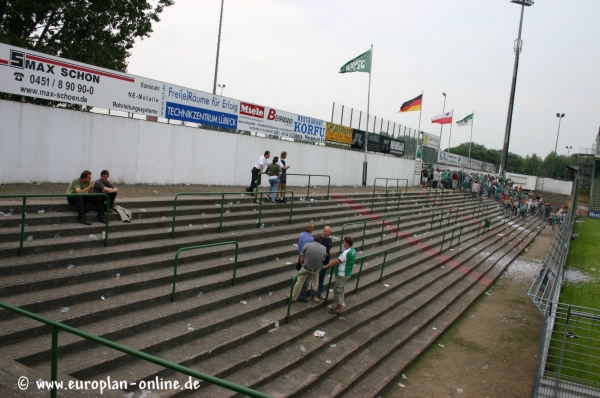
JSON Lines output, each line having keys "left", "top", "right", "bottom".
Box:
{"left": 330, "top": 102, "right": 439, "bottom": 163}
{"left": 331, "top": 102, "right": 423, "bottom": 139}
{"left": 526, "top": 174, "right": 600, "bottom": 397}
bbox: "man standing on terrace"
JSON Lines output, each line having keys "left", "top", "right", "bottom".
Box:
{"left": 323, "top": 236, "right": 356, "bottom": 316}
{"left": 246, "top": 151, "right": 270, "bottom": 194}
{"left": 66, "top": 170, "right": 106, "bottom": 225}
{"left": 289, "top": 234, "right": 327, "bottom": 303}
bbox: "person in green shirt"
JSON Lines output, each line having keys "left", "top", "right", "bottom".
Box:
{"left": 323, "top": 236, "right": 356, "bottom": 316}
{"left": 66, "top": 170, "right": 106, "bottom": 225}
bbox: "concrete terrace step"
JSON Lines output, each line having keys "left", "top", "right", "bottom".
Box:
{"left": 14, "top": 205, "right": 532, "bottom": 394}
{"left": 0, "top": 198, "right": 498, "bottom": 329}
{"left": 0, "top": 192, "right": 470, "bottom": 257}
{"left": 0, "top": 194, "right": 478, "bottom": 275}
{"left": 343, "top": 226, "right": 543, "bottom": 398}
{"left": 0, "top": 189, "right": 520, "bottom": 397}
{"left": 168, "top": 215, "right": 544, "bottom": 397}
{"left": 0, "top": 199, "right": 500, "bottom": 358}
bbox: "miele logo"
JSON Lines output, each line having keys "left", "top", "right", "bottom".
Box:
{"left": 240, "top": 102, "right": 264, "bottom": 119}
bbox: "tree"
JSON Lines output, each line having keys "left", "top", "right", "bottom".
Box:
{"left": 0, "top": 0, "right": 173, "bottom": 73}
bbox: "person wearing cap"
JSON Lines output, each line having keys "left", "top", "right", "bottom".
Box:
{"left": 288, "top": 234, "right": 326, "bottom": 303}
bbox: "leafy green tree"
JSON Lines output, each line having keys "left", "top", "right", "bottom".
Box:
{"left": 0, "top": 0, "right": 173, "bottom": 71}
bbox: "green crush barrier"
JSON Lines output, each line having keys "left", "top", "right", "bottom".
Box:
{"left": 339, "top": 215, "right": 401, "bottom": 253}
{"left": 0, "top": 301, "right": 274, "bottom": 398}
{"left": 0, "top": 193, "right": 110, "bottom": 256}
{"left": 373, "top": 178, "right": 408, "bottom": 195}
{"left": 171, "top": 191, "right": 295, "bottom": 238}
{"left": 171, "top": 241, "right": 239, "bottom": 303}
{"left": 285, "top": 173, "right": 331, "bottom": 199}
{"left": 322, "top": 249, "right": 388, "bottom": 305}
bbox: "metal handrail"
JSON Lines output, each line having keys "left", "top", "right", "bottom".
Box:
{"left": 255, "top": 190, "right": 295, "bottom": 228}
{"left": 286, "top": 173, "right": 331, "bottom": 199}
{"left": 285, "top": 270, "right": 309, "bottom": 324}
{"left": 338, "top": 215, "right": 401, "bottom": 252}
{"left": 171, "top": 191, "right": 295, "bottom": 238}
{"left": 373, "top": 178, "right": 408, "bottom": 195}
{"left": 171, "top": 241, "right": 239, "bottom": 303}
{"left": 323, "top": 249, "right": 388, "bottom": 304}
{"left": 440, "top": 226, "right": 464, "bottom": 252}
{"left": 371, "top": 188, "right": 405, "bottom": 213}
{"left": 0, "top": 193, "right": 110, "bottom": 255}
{"left": 0, "top": 301, "right": 273, "bottom": 398}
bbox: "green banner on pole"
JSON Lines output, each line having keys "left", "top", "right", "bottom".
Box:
{"left": 339, "top": 50, "right": 372, "bottom": 74}
{"left": 416, "top": 145, "right": 423, "bottom": 160}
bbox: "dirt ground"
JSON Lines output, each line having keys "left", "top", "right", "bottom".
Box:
{"left": 0, "top": 183, "right": 574, "bottom": 398}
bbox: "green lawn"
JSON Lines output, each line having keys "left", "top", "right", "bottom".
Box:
{"left": 560, "top": 217, "right": 600, "bottom": 307}
{"left": 546, "top": 217, "right": 600, "bottom": 385}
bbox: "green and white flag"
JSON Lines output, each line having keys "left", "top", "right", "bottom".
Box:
{"left": 456, "top": 112, "right": 474, "bottom": 127}
{"left": 339, "top": 49, "right": 372, "bottom": 73}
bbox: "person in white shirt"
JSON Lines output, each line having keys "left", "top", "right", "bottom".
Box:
{"left": 246, "top": 150, "right": 270, "bottom": 194}
{"left": 433, "top": 169, "right": 440, "bottom": 189}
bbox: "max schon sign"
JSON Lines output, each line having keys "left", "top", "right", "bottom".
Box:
{"left": 351, "top": 129, "right": 405, "bottom": 156}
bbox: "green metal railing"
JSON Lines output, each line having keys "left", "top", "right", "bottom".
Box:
{"left": 285, "top": 270, "right": 308, "bottom": 324}
{"left": 0, "top": 301, "right": 273, "bottom": 398}
{"left": 255, "top": 190, "right": 295, "bottom": 228}
{"left": 440, "top": 226, "right": 464, "bottom": 252}
{"left": 0, "top": 193, "right": 110, "bottom": 256}
{"left": 323, "top": 249, "right": 389, "bottom": 304}
{"left": 286, "top": 173, "right": 331, "bottom": 199}
{"left": 171, "top": 191, "right": 295, "bottom": 238}
{"left": 373, "top": 178, "right": 408, "bottom": 195}
{"left": 339, "top": 215, "right": 401, "bottom": 252}
{"left": 171, "top": 241, "right": 239, "bottom": 303}
{"left": 430, "top": 209, "right": 444, "bottom": 231}
{"left": 370, "top": 188, "right": 407, "bottom": 213}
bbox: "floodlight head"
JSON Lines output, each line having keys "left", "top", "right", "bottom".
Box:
{"left": 511, "top": 0, "right": 534, "bottom": 6}
{"left": 556, "top": 113, "right": 560, "bottom": 117}
{"left": 442, "top": 93, "right": 446, "bottom": 97}
{"left": 562, "top": 113, "right": 565, "bottom": 117}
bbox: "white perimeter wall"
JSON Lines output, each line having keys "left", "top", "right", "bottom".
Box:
{"left": 0, "top": 100, "right": 415, "bottom": 187}
{"left": 537, "top": 178, "right": 573, "bottom": 196}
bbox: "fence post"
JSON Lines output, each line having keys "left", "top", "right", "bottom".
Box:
{"left": 51, "top": 326, "right": 59, "bottom": 398}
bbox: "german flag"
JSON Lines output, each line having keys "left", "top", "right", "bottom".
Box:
{"left": 399, "top": 94, "right": 422, "bottom": 112}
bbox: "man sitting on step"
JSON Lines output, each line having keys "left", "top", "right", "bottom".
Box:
{"left": 94, "top": 170, "right": 119, "bottom": 210}
{"left": 66, "top": 170, "right": 106, "bottom": 225}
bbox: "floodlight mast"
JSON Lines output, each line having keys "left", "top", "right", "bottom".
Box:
{"left": 500, "top": 0, "right": 534, "bottom": 178}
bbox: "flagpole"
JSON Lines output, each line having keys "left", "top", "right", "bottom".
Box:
{"left": 362, "top": 44, "right": 373, "bottom": 186}
{"left": 447, "top": 109, "right": 454, "bottom": 154}
{"left": 417, "top": 90, "right": 423, "bottom": 137}
{"left": 468, "top": 110, "right": 474, "bottom": 161}
{"left": 417, "top": 90, "right": 423, "bottom": 159}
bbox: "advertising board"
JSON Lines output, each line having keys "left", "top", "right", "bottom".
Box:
{"left": 325, "top": 122, "right": 353, "bottom": 145}
{"left": 350, "top": 130, "right": 404, "bottom": 156}
{"left": 236, "top": 103, "right": 324, "bottom": 143}
{"left": 422, "top": 132, "right": 440, "bottom": 149}
{"left": 0, "top": 43, "right": 242, "bottom": 129}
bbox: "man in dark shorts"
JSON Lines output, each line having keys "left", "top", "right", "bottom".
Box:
{"left": 276, "top": 151, "right": 290, "bottom": 203}
{"left": 66, "top": 170, "right": 106, "bottom": 225}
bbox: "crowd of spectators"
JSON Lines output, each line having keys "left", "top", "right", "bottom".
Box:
{"left": 461, "top": 172, "right": 569, "bottom": 229}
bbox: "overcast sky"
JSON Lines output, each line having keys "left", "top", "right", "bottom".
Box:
{"left": 127, "top": 0, "right": 600, "bottom": 158}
